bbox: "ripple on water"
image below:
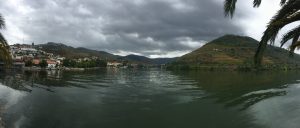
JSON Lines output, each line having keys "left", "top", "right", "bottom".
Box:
{"left": 247, "top": 83, "right": 300, "bottom": 128}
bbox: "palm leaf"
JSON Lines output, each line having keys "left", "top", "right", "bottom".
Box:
{"left": 0, "top": 13, "right": 12, "bottom": 67}
{"left": 0, "top": 44, "right": 11, "bottom": 66}
{"left": 0, "top": 33, "right": 8, "bottom": 47}
{"left": 224, "top": 0, "right": 288, "bottom": 18}
{"left": 253, "top": 0, "right": 262, "bottom": 7}
{"left": 0, "top": 14, "right": 5, "bottom": 29}
{"left": 280, "top": 25, "right": 300, "bottom": 47}
{"left": 253, "top": 0, "right": 300, "bottom": 66}
{"left": 289, "top": 40, "right": 300, "bottom": 56}
{"left": 280, "top": 0, "right": 287, "bottom": 6}
{"left": 224, "top": 0, "right": 237, "bottom": 18}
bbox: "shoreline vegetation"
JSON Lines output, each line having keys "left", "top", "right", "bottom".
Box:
{"left": 18, "top": 64, "right": 300, "bottom": 72}
{"left": 22, "top": 67, "right": 93, "bottom": 71}
{"left": 165, "top": 64, "right": 300, "bottom": 71}
{"left": 20, "top": 65, "right": 152, "bottom": 72}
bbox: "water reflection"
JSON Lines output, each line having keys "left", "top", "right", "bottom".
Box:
{"left": 0, "top": 70, "right": 299, "bottom": 128}
{"left": 172, "top": 71, "right": 300, "bottom": 110}
{"left": 0, "top": 73, "right": 31, "bottom": 92}
{"left": 0, "top": 70, "right": 64, "bottom": 93}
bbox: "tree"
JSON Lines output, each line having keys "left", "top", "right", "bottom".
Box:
{"left": 63, "top": 59, "right": 71, "bottom": 67}
{"left": 39, "top": 59, "right": 48, "bottom": 68}
{"left": 63, "top": 59, "right": 76, "bottom": 67}
{"left": 25, "top": 60, "right": 33, "bottom": 67}
{"left": 224, "top": 0, "right": 300, "bottom": 67}
{"left": 0, "top": 14, "right": 12, "bottom": 67}
{"left": 96, "top": 59, "right": 107, "bottom": 67}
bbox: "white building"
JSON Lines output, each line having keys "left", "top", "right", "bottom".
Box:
{"left": 107, "top": 62, "right": 122, "bottom": 67}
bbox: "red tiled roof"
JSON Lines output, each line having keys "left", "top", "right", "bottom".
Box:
{"left": 47, "top": 60, "right": 57, "bottom": 64}
{"left": 32, "top": 59, "right": 40, "bottom": 65}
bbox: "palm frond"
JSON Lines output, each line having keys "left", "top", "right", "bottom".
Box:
{"left": 289, "top": 40, "right": 300, "bottom": 56}
{"left": 260, "top": 0, "right": 300, "bottom": 46}
{"left": 0, "top": 44, "right": 12, "bottom": 66}
{"left": 280, "top": 25, "right": 300, "bottom": 47}
{"left": 0, "top": 33, "right": 8, "bottom": 46}
{"left": 0, "top": 14, "right": 11, "bottom": 67}
{"left": 260, "top": 4, "right": 300, "bottom": 45}
{"left": 0, "top": 14, "right": 5, "bottom": 29}
{"left": 254, "top": 1, "right": 300, "bottom": 66}
{"left": 253, "top": 0, "right": 262, "bottom": 7}
{"left": 280, "top": 0, "right": 287, "bottom": 6}
{"left": 224, "top": 0, "right": 237, "bottom": 18}
{"left": 272, "top": 0, "right": 300, "bottom": 21}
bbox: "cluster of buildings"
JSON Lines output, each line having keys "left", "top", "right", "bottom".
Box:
{"left": 107, "top": 61, "right": 141, "bottom": 68}
{"left": 2, "top": 43, "right": 146, "bottom": 70}
{"left": 9, "top": 43, "right": 65, "bottom": 69}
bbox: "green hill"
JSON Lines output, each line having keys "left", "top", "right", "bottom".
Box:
{"left": 171, "top": 35, "right": 300, "bottom": 70}
{"left": 118, "top": 54, "right": 177, "bottom": 65}
{"left": 37, "top": 42, "right": 119, "bottom": 60}
{"left": 36, "top": 42, "right": 176, "bottom": 64}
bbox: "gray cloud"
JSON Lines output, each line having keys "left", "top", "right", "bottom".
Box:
{"left": 0, "top": 0, "right": 246, "bottom": 57}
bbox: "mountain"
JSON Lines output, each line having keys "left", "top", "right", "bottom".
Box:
{"left": 118, "top": 54, "right": 152, "bottom": 64}
{"left": 152, "top": 58, "right": 178, "bottom": 65}
{"left": 36, "top": 42, "right": 176, "bottom": 64}
{"left": 173, "top": 35, "right": 300, "bottom": 69}
{"left": 36, "top": 42, "right": 118, "bottom": 60}
{"left": 119, "top": 54, "right": 177, "bottom": 65}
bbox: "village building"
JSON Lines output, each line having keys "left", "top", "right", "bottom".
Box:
{"left": 47, "top": 60, "right": 57, "bottom": 69}
{"left": 32, "top": 59, "right": 40, "bottom": 65}
{"left": 107, "top": 61, "right": 122, "bottom": 68}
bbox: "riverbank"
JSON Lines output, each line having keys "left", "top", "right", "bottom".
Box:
{"left": 8, "top": 64, "right": 300, "bottom": 72}
{"left": 22, "top": 67, "right": 107, "bottom": 71}
{"left": 166, "top": 64, "right": 300, "bottom": 71}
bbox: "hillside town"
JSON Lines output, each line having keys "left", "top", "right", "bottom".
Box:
{"left": 7, "top": 43, "right": 110, "bottom": 70}
{"left": 4, "top": 43, "right": 146, "bottom": 70}
{"left": 9, "top": 43, "right": 64, "bottom": 69}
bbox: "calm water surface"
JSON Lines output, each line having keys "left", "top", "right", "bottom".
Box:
{"left": 0, "top": 69, "right": 300, "bottom": 128}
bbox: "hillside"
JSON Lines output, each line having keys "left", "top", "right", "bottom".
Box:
{"left": 176, "top": 35, "right": 300, "bottom": 67}
{"left": 119, "top": 54, "right": 177, "bottom": 65}
{"left": 36, "top": 42, "right": 176, "bottom": 64}
{"left": 36, "top": 42, "right": 118, "bottom": 60}
{"left": 118, "top": 55, "right": 153, "bottom": 64}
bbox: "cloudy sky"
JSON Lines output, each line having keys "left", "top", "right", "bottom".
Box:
{"left": 0, "top": 0, "right": 287, "bottom": 58}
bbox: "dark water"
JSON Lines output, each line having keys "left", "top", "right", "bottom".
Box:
{"left": 0, "top": 69, "right": 300, "bottom": 128}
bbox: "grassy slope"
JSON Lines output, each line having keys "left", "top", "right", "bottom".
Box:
{"left": 37, "top": 43, "right": 176, "bottom": 64}
{"left": 37, "top": 42, "right": 118, "bottom": 60}
{"left": 178, "top": 35, "right": 300, "bottom": 67}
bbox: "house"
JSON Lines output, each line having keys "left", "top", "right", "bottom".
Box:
{"left": 56, "top": 57, "right": 65, "bottom": 61}
{"left": 107, "top": 61, "right": 122, "bottom": 68}
{"left": 13, "top": 55, "right": 23, "bottom": 61}
{"left": 32, "top": 59, "right": 40, "bottom": 65}
{"left": 130, "top": 63, "right": 138, "bottom": 68}
{"left": 83, "top": 57, "right": 91, "bottom": 61}
{"left": 47, "top": 60, "right": 57, "bottom": 69}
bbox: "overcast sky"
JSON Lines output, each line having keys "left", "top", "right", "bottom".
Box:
{"left": 0, "top": 0, "right": 289, "bottom": 58}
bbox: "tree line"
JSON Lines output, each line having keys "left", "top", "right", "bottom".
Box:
{"left": 62, "top": 59, "right": 107, "bottom": 68}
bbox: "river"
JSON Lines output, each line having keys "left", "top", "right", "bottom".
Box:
{"left": 0, "top": 69, "right": 300, "bottom": 128}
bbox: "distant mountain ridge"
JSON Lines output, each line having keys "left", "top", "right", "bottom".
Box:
{"left": 118, "top": 54, "right": 177, "bottom": 65}
{"left": 173, "top": 35, "right": 300, "bottom": 68}
{"left": 37, "top": 42, "right": 117, "bottom": 59}
{"left": 36, "top": 42, "right": 176, "bottom": 65}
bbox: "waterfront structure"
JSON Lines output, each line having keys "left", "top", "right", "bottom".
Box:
{"left": 107, "top": 61, "right": 122, "bottom": 68}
